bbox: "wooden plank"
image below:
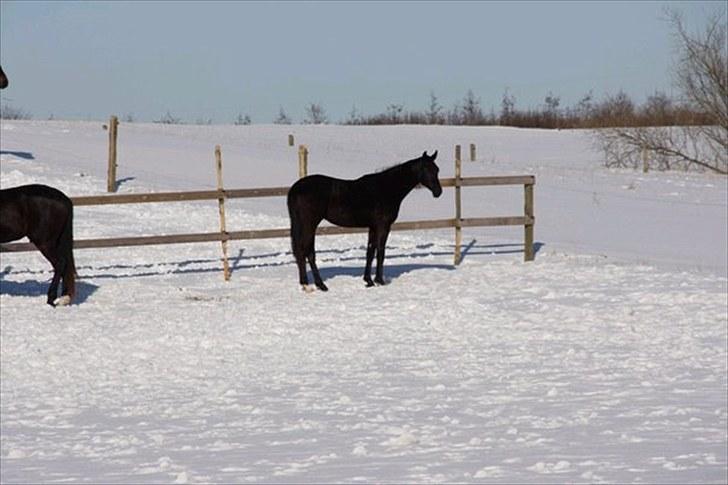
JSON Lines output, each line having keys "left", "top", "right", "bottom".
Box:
{"left": 107, "top": 116, "right": 118, "bottom": 193}
{"left": 298, "top": 145, "right": 308, "bottom": 178}
{"left": 440, "top": 175, "right": 535, "bottom": 187}
{"left": 0, "top": 217, "right": 537, "bottom": 253}
{"left": 524, "top": 183, "right": 535, "bottom": 261}
{"left": 462, "top": 216, "right": 531, "bottom": 227}
{"left": 70, "top": 176, "right": 533, "bottom": 207}
{"left": 72, "top": 190, "right": 223, "bottom": 206}
{"left": 215, "top": 145, "right": 231, "bottom": 281}
{"left": 454, "top": 145, "right": 463, "bottom": 265}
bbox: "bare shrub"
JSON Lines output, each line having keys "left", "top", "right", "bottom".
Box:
{"left": 274, "top": 107, "right": 291, "bottom": 124}
{"left": 234, "top": 113, "right": 251, "bottom": 125}
{"left": 594, "top": 9, "right": 727, "bottom": 174}
{"left": 596, "top": 126, "right": 725, "bottom": 173}
{"left": 0, "top": 104, "right": 32, "bottom": 120}
{"left": 427, "top": 91, "right": 444, "bottom": 125}
{"left": 154, "top": 111, "right": 183, "bottom": 124}
{"left": 303, "top": 103, "right": 328, "bottom": 124}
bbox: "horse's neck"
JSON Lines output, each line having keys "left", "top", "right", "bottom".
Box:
{"left": 381, "top": 161, "right": 419, "bottom": 204}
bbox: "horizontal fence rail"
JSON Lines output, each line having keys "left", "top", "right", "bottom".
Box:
{"left": 62, "top": 175, "right": 534, "bottom": 207}
{"left": 0, "top": 174, "right": 535, "bottom": 263}
{"left": 0, "top": 216, "right": 534, "bottom": 252}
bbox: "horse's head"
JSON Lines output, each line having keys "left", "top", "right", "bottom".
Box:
{"left": 0, "top": 66, "right": 8, "bottom": 90}
{"left": 418, "top": 150, "right": 442, "bottom": 198}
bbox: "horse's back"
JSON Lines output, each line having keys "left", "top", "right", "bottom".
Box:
{"left": 0, "top": 184, "right": 72, "bottom": 243}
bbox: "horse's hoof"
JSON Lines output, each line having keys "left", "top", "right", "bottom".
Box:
{"left": 375, "top": 279, "right": 387, "bottom": 286}
{"left": 316, "top": 283, "right": 329, "bottom": 292}
{"left": 302, "top": 285, "right": 316, "bottom": 293}
{"left": 52, "top": 295, "right": 71, "bottom": 306}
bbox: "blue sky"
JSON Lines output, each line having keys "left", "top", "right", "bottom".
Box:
{"left": 0, "top": 1, "right": 724, "bottom": 123}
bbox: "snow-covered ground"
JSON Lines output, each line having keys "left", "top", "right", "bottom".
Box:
{"left": 1, "top": 121, "right": 726, "bottom": 483}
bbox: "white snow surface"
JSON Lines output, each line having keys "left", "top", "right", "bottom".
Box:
{"left": 1, "top": 121, "right": 726, "bottom": 483}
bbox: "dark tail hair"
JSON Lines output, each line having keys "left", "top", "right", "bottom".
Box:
{"left": 58, "top": 201, "right": 76, "bottom": 301}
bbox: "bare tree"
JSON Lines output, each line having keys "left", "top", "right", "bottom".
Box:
{"left": 344, "top": 105, "right": 362, "bottom": 125}
{"left": 427, "top": 91, "right": 444, "bottom": 124}
{"left": 274, "top": 107, "right": 291, "bottom": 124}
{"left": 155, "top": 111, "right": 183, "bottom": 124}
{"left": 303, "top": 102, "right": 328, "bottom": 124}
{"left": 234, "top": 113, "right": 251, "bottom": 125}
{"left": 500, "top": 88, "right": 516, "bottom": 125}
{"left": 671, "top": 9, "right": 727, "bottom": 165}
{"left": 594, "top": 9, "right": 727, "bottom": 174}
{"left": 461, "top": 89, "right": 483, "bottom": 125}
{"left": 385, "top": 103, "right": 404, "bottom": 124}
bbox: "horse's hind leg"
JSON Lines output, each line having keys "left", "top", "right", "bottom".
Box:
{"left": 293, "top": 243, "right": 309, "bottom": 289}
{"left": 374, "top": 226, "right": 391, "bottom": 286}
{"left": 363, "top": 228, "right": 376, "bottom": 287}
{"left": 306, "top": 243, "right": 328, "bottom": 292}
{"left": 35, "top": 243, "right": 63, "bottom": 306}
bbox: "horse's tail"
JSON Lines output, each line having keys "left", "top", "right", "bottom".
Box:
{"left": 58, "top": 199, "right": 76, "bottom": 301}
{"left": 287, "top": 189, "right": 301, "bottom": 254}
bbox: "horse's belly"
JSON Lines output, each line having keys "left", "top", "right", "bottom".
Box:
{"left": 0, "top": 207, "right": 26, "bottom": 243}
{"left": 324, "top": 206, "right": 369, "bottom": 228}
{"left": 324, "top": 213, "right": 366, "bottom": 228}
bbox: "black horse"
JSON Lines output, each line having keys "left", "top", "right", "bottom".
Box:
{"left": 287, "top": 150, "right": 442, "bottom": 292}
{"left": 0, "top": 184, "right": 77, "bottom": 306}
{"left": 0, "top": 65, "right": 8, "bottom": 89}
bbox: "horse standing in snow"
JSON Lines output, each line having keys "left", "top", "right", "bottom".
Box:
{"left": 0, "top": 184, "right": 77, "bottom": 306}
{"left": 287, "top": 150, "right": 442, "bottom": 292}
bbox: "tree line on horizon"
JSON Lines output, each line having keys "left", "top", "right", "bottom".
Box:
{"left": 276, "top": 87, "right": 711, "bottom": 129}
{"left": 0, "top": 86, "right": 713, "bottom": 130}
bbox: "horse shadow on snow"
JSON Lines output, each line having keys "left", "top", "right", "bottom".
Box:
{"left": 0, "top": 239, "right": 543, "bottom": 285}
{"left": 0, "top": 266, "right": 99, "bottom": 304}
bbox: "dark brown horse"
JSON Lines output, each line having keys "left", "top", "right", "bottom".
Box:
{"left": 287, "top": 151, "right": 442, "bottom": 292}
{"left": 0, "top": 185, "right": 77, "bottom": 306}
{"left": 0, "top": 65, "right": 8, "bottom": 89}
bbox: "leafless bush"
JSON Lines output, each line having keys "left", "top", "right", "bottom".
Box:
{"left": 426, "top": 91, "right": 445, "bottom": 124}
{"left": 594, "top": 9, "right": 727, "bottom": 174}
{"left": 596, "top": 126, "right": 726, "bottom": 173}
{"left": 234, "top": 113, "right": 251, "bottom": 125}
{"left": 154, "top": 111, "right": 184, "bottom": 124}
{"left": 0, "top": 103, "right": 32, "bottom": 120}
{"left": 303, "top": 103, "right": 328, "bottom": 124}
{"left": 274, "top": 107, "right": 291, "bottom": 124}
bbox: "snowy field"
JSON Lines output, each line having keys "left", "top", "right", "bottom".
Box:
{"left": 1, "top": 121, "right": 726, "bottom": 483}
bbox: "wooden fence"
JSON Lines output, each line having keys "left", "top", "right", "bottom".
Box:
{"left": 1, "top": 146, "right": 535, "bottom": 273}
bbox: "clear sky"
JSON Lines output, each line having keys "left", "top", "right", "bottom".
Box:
{"left": 0, "top": 0, "right": 724, "bottom": 123}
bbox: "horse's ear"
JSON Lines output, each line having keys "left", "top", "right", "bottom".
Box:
{"left": 422, "top": 151, "right": 428, "bottom": 158}
{"left": 431, "top": 150, "right": 438, "bottom": 160}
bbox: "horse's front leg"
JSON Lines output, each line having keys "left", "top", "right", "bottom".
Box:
{"left": 363, "top": 228, "right": 376, "bottom": 287}
{"left": 374, "top": 226, "right": 391, "bottom": 286}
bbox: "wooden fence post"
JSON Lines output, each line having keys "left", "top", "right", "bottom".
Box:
{"left": 470, "top": 143, "right": 476, "bottom": 162}
{"left": 215, "top": 145, "right": 231, "bottom": 281}
{"left": 454, "top": 144, "right": 463, "bottom": 265}
{"left": 107, "top": 115, "right": 119, "bottom": 193}
{"left": 288, "top": 134, "right": 295, "bottom": 147}
{"left": 524, "top": 181, "right": 534, "bottom": 262}
{"left": 642, "top": 145, "right": 649, "bottom": 173}
{"left": 298, "top": 145, "right": 308, "bottom": 178}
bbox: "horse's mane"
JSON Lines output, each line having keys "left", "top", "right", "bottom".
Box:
{"left": 375, "top": 155, "right": 423, "bottom": 175}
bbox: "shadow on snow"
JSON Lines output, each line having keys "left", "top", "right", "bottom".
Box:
{"left": 0, "top": 240, "right": 543, "bottom": 284}
{"left": 0, "top": 270, "right": 99, "bottom": 304}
